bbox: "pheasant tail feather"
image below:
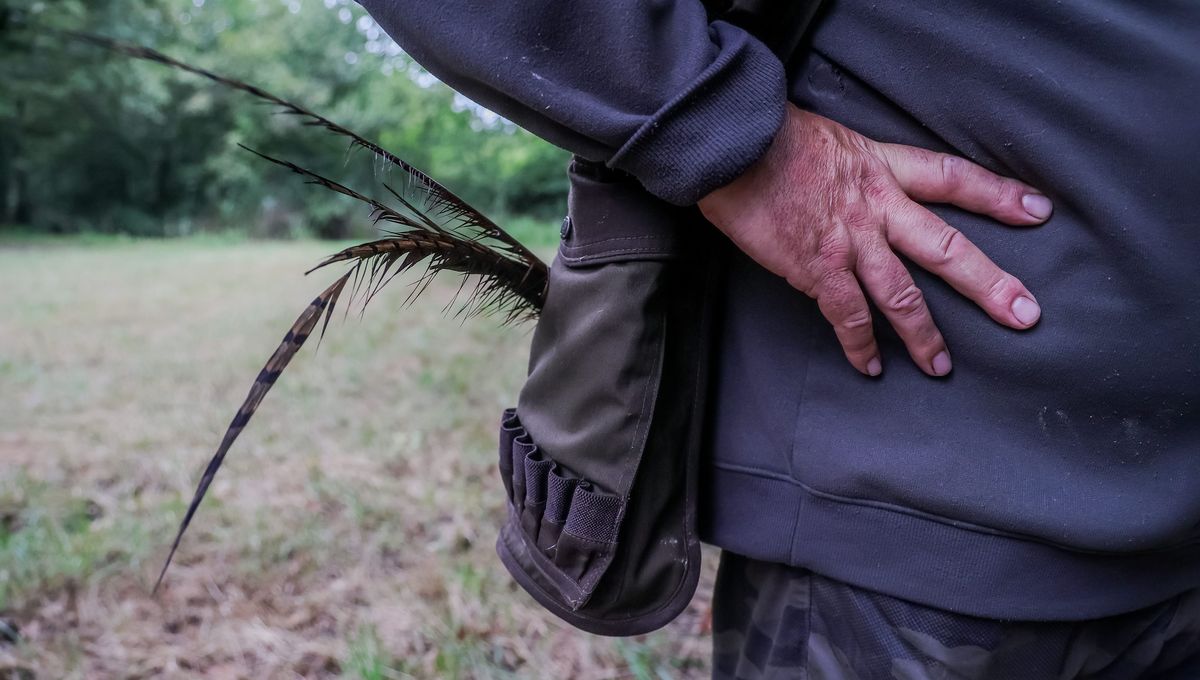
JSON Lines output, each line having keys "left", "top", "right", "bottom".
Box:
{"left": 152, "top": 273, "right": 351, "bottom": 593}
{"left": 57, "top": 29, "right": 550, "bottom": 591}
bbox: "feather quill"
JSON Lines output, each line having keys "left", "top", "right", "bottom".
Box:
{"left": 55, "top": 30, "right": 551, "bottom": 590}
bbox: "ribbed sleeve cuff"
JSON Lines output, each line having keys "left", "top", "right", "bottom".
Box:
{"left": 608, "top": 21, "right": 787, "bottom": 206}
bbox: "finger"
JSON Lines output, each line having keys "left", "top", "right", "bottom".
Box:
{"left": 886, "top": 201, "right": 1041, "bottom": 330}
{"left": 875, "top": 143, "right": 1052, "bottom": 226}
{"left": 812, "top": 268, "right": 883, "bottom": 376}
{"left": 854, "top": 242, "right": 952, "bottom": 377}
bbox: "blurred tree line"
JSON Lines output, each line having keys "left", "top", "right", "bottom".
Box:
{"left": 0, "top": 0, "right": 570, "bottom": 238}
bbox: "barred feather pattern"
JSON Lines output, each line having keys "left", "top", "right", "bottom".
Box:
{"left": 153, "top": 273, "right": 351, "bottom": 593}
{"left": 53, "top": 31, "right": 553, "bottom": 590}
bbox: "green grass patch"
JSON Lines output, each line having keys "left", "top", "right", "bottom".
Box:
{"left": 344, "top": 625, "right": 411, "bottom": 680}
{"left": 0, "top": 472, "right": 151, "bottom": 611}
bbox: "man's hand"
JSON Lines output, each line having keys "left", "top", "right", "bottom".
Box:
{"left": 698, "top": 105, "right": 1051, "bottom": 377}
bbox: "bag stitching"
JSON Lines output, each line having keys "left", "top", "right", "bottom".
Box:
{"left": 558, "top": 247, "right": 675, "bottom": 261}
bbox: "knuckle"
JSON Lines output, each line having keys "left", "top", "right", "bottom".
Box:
{"left": 884, "top": 282, "right": 927, "bottom": 318}
{"left": 939, "top": 155, "right": 967, "bottom": 192}
{"left": 849, "top": 133, "right": 880, "bottom": 158}
{"left": 840, "top": 308, "right": 874, "bottom": 333}
{"left": 859, "top": 173, "right": 895, "bottom": 204}
{"left": 984, "top": 273, "right": 1019, "bottom": 304}
{"left": 814, "top": 234, "right": 855, "bottom": 271}
{"left": 934, "top": 227, "right": 965, "bottom": 265}
{"left": 987, "top": 178, "right": 1013, "bottom": 212}
{"left": 834, "top": 311, "right": 875, "bottom": 353}
{"left": 842, "top": 202, "right": 877, "bottom": 231}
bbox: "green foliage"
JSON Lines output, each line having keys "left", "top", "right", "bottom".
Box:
{"left": 0, "top": 0, "right": 569, "bottom": 239}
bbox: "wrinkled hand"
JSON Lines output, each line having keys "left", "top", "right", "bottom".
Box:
{"left": 698, "top": 104, "right": 1050, "bottom": 377}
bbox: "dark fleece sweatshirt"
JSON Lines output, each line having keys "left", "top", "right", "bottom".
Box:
{"left": 358, "top": 0, "right": 1200, "bottom": 619}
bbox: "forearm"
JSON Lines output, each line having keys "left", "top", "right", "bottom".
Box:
{"left": 356, "top": 0, "right": 786, "bottom": 205}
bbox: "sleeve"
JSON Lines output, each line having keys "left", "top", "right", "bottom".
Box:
{"left": 355, "top": 0, "right": 787, "bottom": 206}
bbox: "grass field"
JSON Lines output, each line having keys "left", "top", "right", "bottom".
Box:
{"left": 0, "top": 236, "right": 715, "bottom": 679}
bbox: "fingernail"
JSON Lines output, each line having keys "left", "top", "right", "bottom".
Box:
{"left": 1011, "top": 296, "right": 1041, "bottom": 326}
{"left": 867, "top": 357, "right": 882, "bottom": 376}
{"left": 1022, "top": 193, "right": 1053, "bottom": 220}
{"left": 931, "top": 351, "right": 952, "bottom": 376}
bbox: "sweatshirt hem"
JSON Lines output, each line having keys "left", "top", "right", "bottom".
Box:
{"left": 700, "top": 464, "right": 1200, "bottom": 621}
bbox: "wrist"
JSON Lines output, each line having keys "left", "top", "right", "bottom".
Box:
{"left": 699, "top": 103, "right": 801, "bottom": 226}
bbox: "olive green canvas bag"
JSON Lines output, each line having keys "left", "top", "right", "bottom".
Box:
{"left": 495, "top": 159, "right": 722, "bottom": 635}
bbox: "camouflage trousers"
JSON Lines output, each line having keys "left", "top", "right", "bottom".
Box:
{"left": 711, "top": 552, "right": 1200, "bottom": 680}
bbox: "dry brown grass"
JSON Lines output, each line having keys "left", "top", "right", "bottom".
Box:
{"left": 0, "top": 236, "right": 715, "bottom": 679}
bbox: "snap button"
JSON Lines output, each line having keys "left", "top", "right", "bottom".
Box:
{"left": 560, "top": 215, "right": 572, "bottom": 240}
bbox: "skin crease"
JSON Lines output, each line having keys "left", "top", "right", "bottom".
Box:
{"left": 698, "top": 104, "right": 1052, "bottom": 378}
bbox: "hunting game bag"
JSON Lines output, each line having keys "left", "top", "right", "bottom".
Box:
{"left": 495, "top": 160, "right": 722, "bottom": 636}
